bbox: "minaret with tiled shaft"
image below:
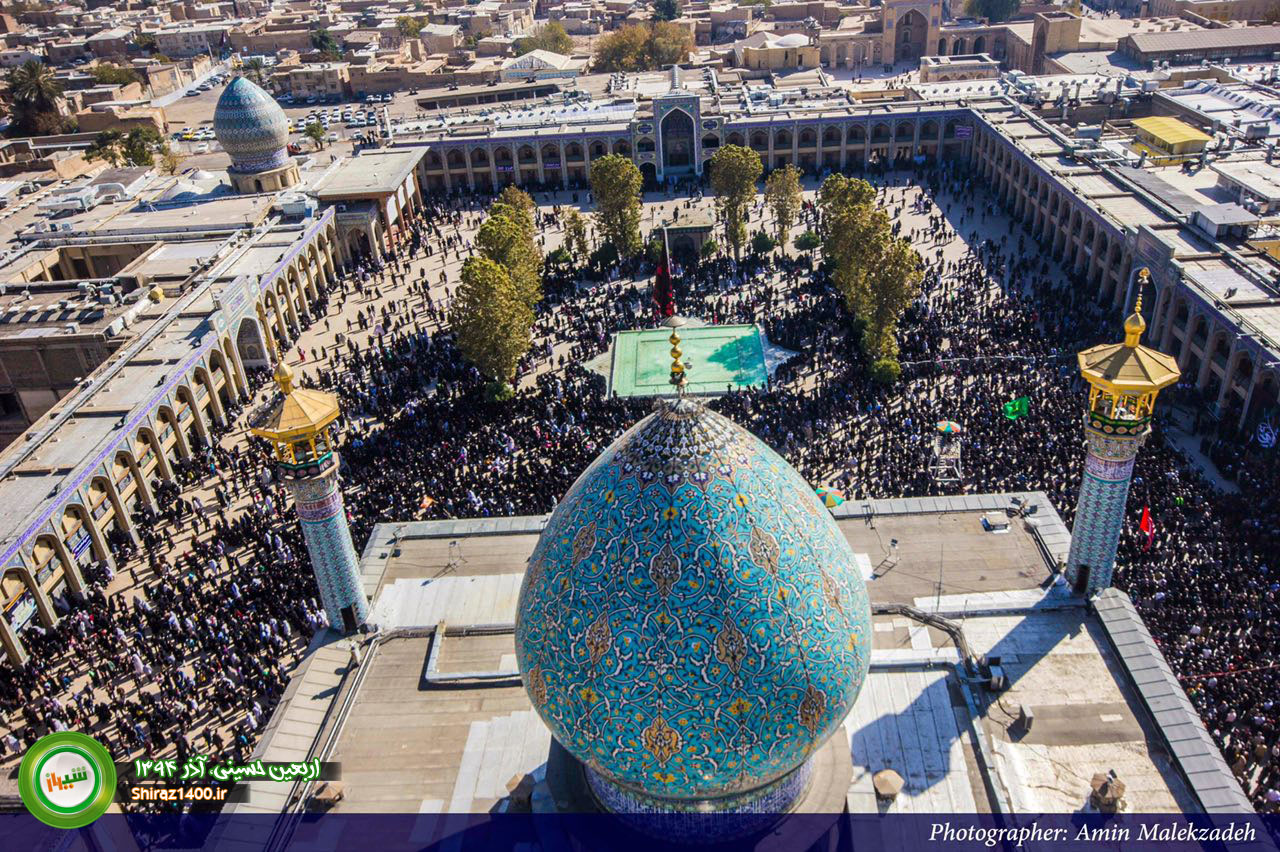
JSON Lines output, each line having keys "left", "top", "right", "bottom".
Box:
{"left": 1066, "top": 270, "right": 1180, "bottom": 597}
{"left": 251, "top": 362, "right": 368, "bottom": 631}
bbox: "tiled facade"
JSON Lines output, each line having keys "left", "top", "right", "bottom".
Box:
{"left": 0, "top": 214, "right": 341, "bottom": 665}
{"left": 287, "top": 458, "right": 368, "bottom": 630}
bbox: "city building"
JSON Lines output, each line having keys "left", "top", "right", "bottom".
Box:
{"left": 498, "top": 49, "right": 587, "bottom": 82}
{"left": 0, "top": 83, "right": 340, "bottom": 663}
{"left": 918, "top": 52, "right": 1001, "bottom": 83}
{"left": 383, "top": 65, "right": 1278, "bottom": 438}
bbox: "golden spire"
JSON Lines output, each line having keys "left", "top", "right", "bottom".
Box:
{"left": 274, "top": 360, "right": 295, "bottom": 395}
{"left": 1123, "top": 272, "right": 1148, "bottom": 348}
{"left": 669, "top": 327, "right": 686, "bottom": 390}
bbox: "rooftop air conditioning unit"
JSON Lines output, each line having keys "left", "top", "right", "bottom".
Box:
{"left": 63, "top": 322, "right": 79, "bottom": 334}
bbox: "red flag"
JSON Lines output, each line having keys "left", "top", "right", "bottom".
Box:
{"left": 653, "top": 250, "right": 675, "bottom": 319}
{"left": 1139, "top": 506, "right": 1154, "bottom": 550}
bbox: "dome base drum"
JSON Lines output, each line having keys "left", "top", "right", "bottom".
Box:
{"left": 585, "top": 757, "right": 813, "bottom": 841}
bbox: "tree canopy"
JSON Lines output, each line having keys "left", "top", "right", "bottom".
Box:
{"left": 563, "top": 208, "right": 590, "bottom": 262}
{"left": 90, "top": 64, "right": 140, "bottom": 86}
{"left": 4, "top": 61, "right": 66, "bottom": 138}
{"left": 243, "top": 57, "right": 267, "bottom": 85}
{"left": 85, "top": 127, "right": 163, "bottom": 167}
{"left": 589, "top": 154, "right": 643, "bottom": 259}
{"left": 967, "top": 0, "right": 1019, "bottom": 23}
{"left": 653, "top": 0, "right": 680, "bottom": 21}
{"left": 311, "top": 29, "right": 341, "bottom": 59}
{"left": 452, "top": 256, "right": 534, "bottom": 389}
{"left": 708, "top": 145, "right": 762, "bottom": 261}
{"left": 592, "top": 22, "right": 692, "bottom": 72}
{"left": 514, "top": 22, "right": 573, "bottom": 57}
{"left": 476, "top": 187, "right": 543, "bottom": 308}
{"left": 396, "top": 16, "right": 423, "bottom": 38}
{"left": 764, "top": 164, "right": 802, "bottom": 254}
{"left": 817, "top": 174, "right": 922, "bottom": 365}
{"left": 304, "top": 121, "right": 326, "bottom": 150}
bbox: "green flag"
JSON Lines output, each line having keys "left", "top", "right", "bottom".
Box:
{"left": 1002, "top": 396, "right": 1029, "bottom": 420}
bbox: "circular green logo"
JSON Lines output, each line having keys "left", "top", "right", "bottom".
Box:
{"left": 19, "top": 732, "right": 116, "bottom": 828}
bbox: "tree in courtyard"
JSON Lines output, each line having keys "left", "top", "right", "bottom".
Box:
{"left": 396, "top": 16, "right": 423, "bottom": 39}
{"left": 750, "top": 231, "right": 775, "bottom": 255}
{"left": 647, "top": 20, "right": 693, "bottom": 67}
{"left": 159, "top": 146, "right": 186, "bottom": 175}
{"left": 452, "top": 256, "right": 534, "bottom": 398}
{"left": 563, "top": 208, "right": 590, "bottom": 262}
{"left": 967, "top": 0, "right": 1019, "bottom": 22}
{"left": 90, "top": 64, "right": 141, "bottom": 86}
{"left": 859, "top": 236, "right": 922, "bottom": 361}
{"left": 244, "top": 57, "right": 267, "bottom": 86}
{"left": 85, "top": 127, "right": 162, "bottom": 167}
{"left": 311, "top": 29, "right": 341, "bottom": 59}
{"left": 795, "top": 229, "right": 820, "bottom": 257}
{"left": 653, "top": 0, "right": 680, "bottom": 21}
{"left": 817, "top": 173, "right": 921, "bottom": 365}
{"left": 304, "top": 121, "right": 326, "bottom": 150}
{"left": 764, "top": 163, "right": 802, "bottom": 254}
{"left": 708, "top": 144, "right": 762, "bottom": 261}
{"left": 4, "top": 61, "right": 65, "bottom": 137}
{"left": 514, "top": 22, "right": 573, "bottom": 57}
{"left": 592, "top": 22, "right": 692, "bottom": 72}
{"left": 818, "top": 173, "right": 883, "bottom": 313}
{"left": 589, "top": 153, "right": 643, "bottom": 259}
{"left": 497, "top": 185, "right": 537, "bottom": 222}
{"left": 477, "top": 200, "right": 542, "bottom": 308}
{"left": 593, "top": 24, "right": 648, "bottom": 72}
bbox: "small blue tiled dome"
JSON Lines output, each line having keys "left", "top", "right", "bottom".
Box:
{"left": 515, "top": 397, "right": 872, "bottom": 811}
{"left": 214, "top": 77, "right": 290, "bottom": 174}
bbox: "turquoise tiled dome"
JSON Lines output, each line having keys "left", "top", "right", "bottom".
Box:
{"left": 214, "top": 77, "right": 290, "bottom": 174}
{"left": 515, "top": 397, "right": 872, "bottom": 810}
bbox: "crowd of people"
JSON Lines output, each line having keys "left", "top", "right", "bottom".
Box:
{"left": 0, "top": 160, "right": 1276, "bottom": 814}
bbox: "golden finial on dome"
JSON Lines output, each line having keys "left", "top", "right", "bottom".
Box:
{"left": 669, "top": 328, "right": 686, "bottom": 390}
{"left": 663, "top": 315, "right": 688, "bottom": 392}
{"left": 274, "top": 360, "right": 295, "bottom": 395}
{"left": 1123, "top": 271, "right": 1148, "bottom": 348}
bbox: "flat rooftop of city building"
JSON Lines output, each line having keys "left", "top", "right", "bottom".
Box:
{"left": 1048, "top": 50, "right": 1146, "bottom": 76}
{"left": 0, "top": 278, "right": 142, "bottom": 336}
{"left": 312, "top": 150, "right": 423, "bottom": 198}
{"left": 1082, "top": 16, "right": 1205, "bottom": 42}
{"left": 228, "top": 493, "right": 1243, "bottom": 824}
{"left": 1158, "top": 80, "right": 1280, "bottom": 138}
{"left": 0, "top": 210, "right": 330, "bottom": 559}
{"left": 1126, "top": 24, "right": 1280, "bottom": 55}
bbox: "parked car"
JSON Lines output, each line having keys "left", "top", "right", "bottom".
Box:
{"left": 326, "top": 132, "right": 338, "bottom": 142}
{"left": 185, "top": 90, "right": 199, "bottom": 97}
{"left": 193, "top": 142, "right": 210, "bottom": 154}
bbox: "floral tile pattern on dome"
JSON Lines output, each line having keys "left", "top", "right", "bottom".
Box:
{"left": 514, "top": 397, "right": 872, "bottom": 807}
{"left": 214, "top": 76, "right": 292, "bottom": 174}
